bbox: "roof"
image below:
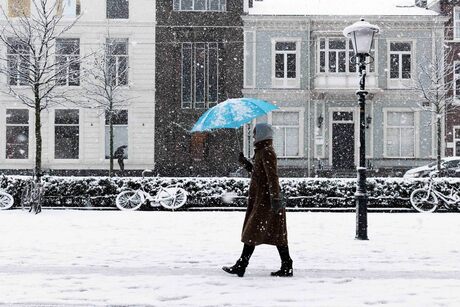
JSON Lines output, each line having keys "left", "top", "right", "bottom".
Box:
{"left": 248, "top": 0, "right": 439, "bottom": 16}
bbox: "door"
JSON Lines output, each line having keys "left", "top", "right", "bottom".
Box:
{"left": 332, "top": 111, "right": 355, "bottom": 169}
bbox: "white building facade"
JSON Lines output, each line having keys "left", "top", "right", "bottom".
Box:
{"left": 0, "top": 0, "right": 156, "bottom": 174}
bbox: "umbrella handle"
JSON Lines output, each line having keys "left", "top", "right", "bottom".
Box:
{"left": 235, "top": 128, "right": 242, "bottom": 153}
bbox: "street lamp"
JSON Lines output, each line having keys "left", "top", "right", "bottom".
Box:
{"left": 343, "top": 19, "right": 380, "bottom": 240}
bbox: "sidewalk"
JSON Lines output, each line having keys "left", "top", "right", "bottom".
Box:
{"left": 0, "top": 211, "right": 459, "bottom": 306}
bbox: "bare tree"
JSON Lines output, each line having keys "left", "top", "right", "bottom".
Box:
{"left": 82, "top": 38, "right": 130, "bottom": 177}
{"left": 413, "top": 45, "right": 457, "bottom": 171}
{"left": 0, "top": 0, "right": 81, "bottom": 180}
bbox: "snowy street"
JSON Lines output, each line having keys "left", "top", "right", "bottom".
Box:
{"left": 1, "top": 210, "right": 460, "bottom": 306}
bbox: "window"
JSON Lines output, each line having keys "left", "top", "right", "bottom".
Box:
{"left": 385, "top": 111, "right": 415, "bottom": 158}
{"left": 181, "top": 42, "right": 219, "bottom": 109}
{"left": 55, "top": 109, "right": 79, "bottom": 159}
{"left": 455, "top": 62, "right": 460, "bottom": 103}
{"left": 105, "top": 110, "right": 128, "bottom": 159}
{"left": 273, "top": 40, "right": 300, "bottom": 88}
{"left": 8, "top": 0, "right": 30, "bottom": 17}
{"left": 56, "top": 39, "right": 80, "bottom": 86}
{"left": 107, "top": 0, "right": 129, "bottom": 19}
{"left": 6, "top": 109, "right": 29, "bottom": 159}
{"left": 107, "top": 39, "right": 129, "bottom": 86}
{"left": 454, "top": 127, "right": 460, "bottom": 156}
{"left": 191, "top": 133, "right": 207, "bottom": 161}
{"left": 56, "top": 0, "right": 81, "bottom": 17}
{"left": 173, "top": 0, "right": 226, "bottom": 11}
{"left": 318, "top": 38, "right": 375, "bottom": 74}
{"left": 389, "top": 42, "right": 412, "bottom": 80}
{"left": 272, "top": 112, "right": 301, "bottom": 157}
{"left": 455, "top": 7, "right": 460, "bottom": 40}
{"left": 7, "top": 38, "right": 30, "bottom": 86}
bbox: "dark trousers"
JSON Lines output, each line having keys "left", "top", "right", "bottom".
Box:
{"left": 118, "top": 158, "right": 125, "bottom": 171}
{"left": 240, "top": 244, "right": 291, "bottom": 264}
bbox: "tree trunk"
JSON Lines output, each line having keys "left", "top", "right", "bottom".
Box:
{"left": 109, "top": 109, "right": 114, "bottom": 177}
{"left": 437, "top": 116, "right": 442, "bottom": 171}
{"left": 34, "top": 91, "right": 42, "bottom": 182}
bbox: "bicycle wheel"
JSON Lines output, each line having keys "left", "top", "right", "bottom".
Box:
{"left": 0, "top": 191, "right": 14, "bottom": 210}
{"left": 116, "top": 191, "right": 143, "bottom": 211}
{"left": 158, "top": 187, "right": 187, "bottom": 210}
{"left": 410, "top": 189, "right": 438, "bottom": 213}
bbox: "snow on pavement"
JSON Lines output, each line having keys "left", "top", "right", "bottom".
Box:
{"left": 1, "top": 210, "right": 460, "bottom": 306}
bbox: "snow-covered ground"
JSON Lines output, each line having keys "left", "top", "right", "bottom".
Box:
{"left": 1, "top": 210, "right": 460, "bottom": 306}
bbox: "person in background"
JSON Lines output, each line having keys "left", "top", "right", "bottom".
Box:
{"left": 114, "top": 145, "right": 127, "bottom": 171}
{"left": 222, "top": 123, "right": 293, "bottom": 277}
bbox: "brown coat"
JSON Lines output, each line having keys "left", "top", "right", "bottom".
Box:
{"left": 241, "top": 139, "right": 288, "bottom": 246}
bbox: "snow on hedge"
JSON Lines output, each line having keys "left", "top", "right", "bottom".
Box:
{"left": 1, "top": 175, "right": 460, "bottom": 209}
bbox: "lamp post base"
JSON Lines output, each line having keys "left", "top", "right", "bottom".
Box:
{"left": 355, "top": 192, "right": 369, "bottom": 240}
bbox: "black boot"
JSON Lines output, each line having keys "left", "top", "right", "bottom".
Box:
{"left": 222, "top": 258, "right": 248, "bottom": 277}
{"left": 271, "top": 245, "right": 293, "bottom": 277}
{"left": 222, "top": 244, "right": 255, "bottom": 277}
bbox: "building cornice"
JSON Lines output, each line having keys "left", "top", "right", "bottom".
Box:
{"left": 243, "top": 15, "right": 448, "bottom": 31}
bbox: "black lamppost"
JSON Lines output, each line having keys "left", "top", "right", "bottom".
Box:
{"left": 343, "top": 19, "right": 380, "bottom": 240}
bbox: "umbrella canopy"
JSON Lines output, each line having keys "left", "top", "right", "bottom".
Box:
{"left": 191, "top": 98, "right": 279, "bottom": 132}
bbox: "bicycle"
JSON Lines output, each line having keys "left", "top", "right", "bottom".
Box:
{"left": 410, "top": 177, "right": 460, "bottom": 213}
{"left": 0, "top": 189, "right": 14, "bottom": 210}
{"left": 115, "top": 170, "right": 188, "bottom": 211}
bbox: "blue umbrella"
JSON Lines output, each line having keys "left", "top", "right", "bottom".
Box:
{"left": 191, "top": 98, "right": 279, "bottom": 132}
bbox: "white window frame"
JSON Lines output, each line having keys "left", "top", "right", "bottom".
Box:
{"left": 383, "top": 108, "right": 419, "bottom": 158}
{"left": 7, "top": 38, "right": 30, "bottom": 86}
{"left": 5, "top": 108, "right": 30, "bottom": 160}
{"left": 173, "top": 0, "right": 227, "bottom": 12}
{"left": 454, "top": 7, "right": 460, "bottom": 40}
{"left": 53, "top": 108, "right": 80, "bottom": 161}
{"left": 317, "top": 37, "right": 375, "bottom": 75}
{"left": 271, "top": 38, "right": 301, "bottom": 89}
{"left": 57, "top": 0, "right": 81, "bottom": 17}
{"left": 181, "top": 42, "right": 219, "bottom": 109}
{"left": 387, "top": 40, "right": 414, "bottom": 89}
{"left": 454, "top": 126, "right": 460, "bottom": 156}
{"left": 268, "top": 108, "right": 304, "bottom": 158}
{"left": 104, "top": 109, "right": 128, "bottom": 160}
{"left": 56, "top": 38, "right": 80, "bottom": 87}
{"left": 107, "top": 38, "right": 129, "bottom": 87}
{"left": 454, "top": 61, "right": 460, "bottom": 105}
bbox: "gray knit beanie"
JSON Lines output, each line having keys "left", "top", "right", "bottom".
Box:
{"left": 254, "top": 123, "right": 274, "bottom": 144}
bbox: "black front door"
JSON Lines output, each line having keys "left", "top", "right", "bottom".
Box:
{"left": 332, "top": 112, "right": 355, "bottom": 169}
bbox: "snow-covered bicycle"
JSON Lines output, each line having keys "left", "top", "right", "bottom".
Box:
{"left": 115, "top": 170, "right": 188, "bottom": 211}
{"left": 0, "top": 189, "right": 14, "bottom": 210}
{"left": 410, "top": 178, "right": 460, "bottom": 213}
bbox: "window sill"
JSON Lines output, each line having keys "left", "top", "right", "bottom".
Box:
{"left": 382, "top": 156, "right": 416, "bottom": 159}
{"left": 172, "top": 10, "right": 227, "bottom": 13}
{"left": 278, "top": 156, "right": 305, "bottom": 159}
{"left": 52, "top": 159, "right": 81, "bottom": 163}
{"left": 4, "top": 159, "right": 31, "bottom": 162}
{"left": 316, "top": 72, "right": 376, "bottom": 76}
{"left": 8, "top": 85, "right": 29, "bottom": 88}
{"left": 106, "top": 18, "right": 130, "bottom": 21}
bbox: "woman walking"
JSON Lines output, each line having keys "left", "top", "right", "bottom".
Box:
{"left": 222, "top": 123, "right": 293, "bottom": 277}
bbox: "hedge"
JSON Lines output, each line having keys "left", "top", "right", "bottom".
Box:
{"left": 1, "top": 175, "right": 460, "bottom": 210}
